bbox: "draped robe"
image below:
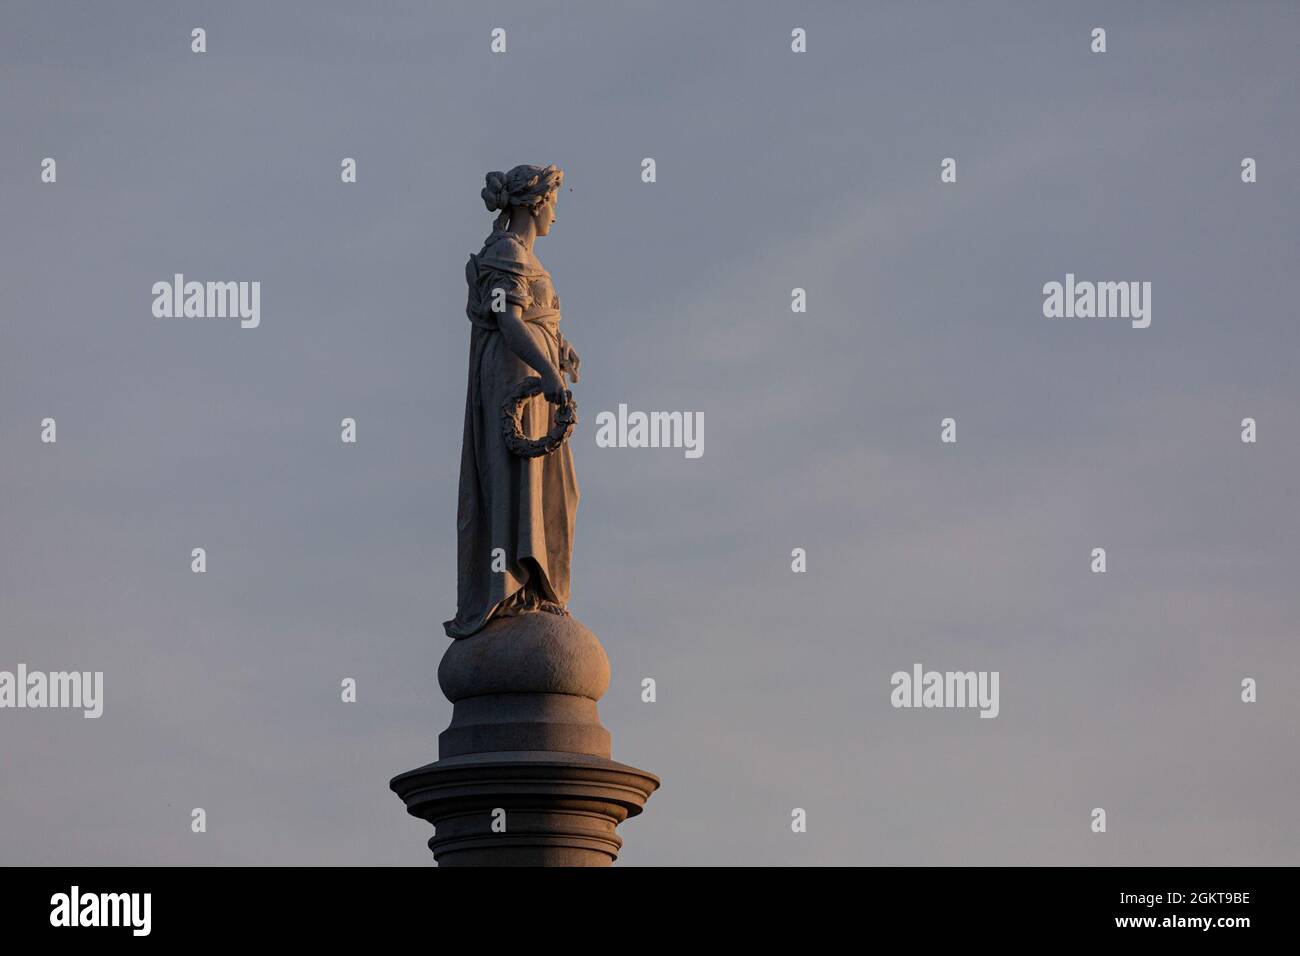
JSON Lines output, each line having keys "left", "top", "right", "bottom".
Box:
{"left": 443, "top": 231, "right": 578, "bottom": 638}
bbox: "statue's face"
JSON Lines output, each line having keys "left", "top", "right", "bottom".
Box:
{"left": 533, "top": 191, "right": 558, "bottom": 237}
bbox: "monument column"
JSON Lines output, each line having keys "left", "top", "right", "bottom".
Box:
{"left": 390, "top": 612, "right": 658, "bottom": 866}
{"left": 392, "top": 164, "right": 657, "bottom": 865}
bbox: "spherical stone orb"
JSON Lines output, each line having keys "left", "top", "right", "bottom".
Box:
{"left": 438, "top": 612, "right": 611, "bottom": 702}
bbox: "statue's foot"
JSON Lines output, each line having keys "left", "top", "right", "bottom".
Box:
{"left": 495, "top": 594, "right": 570, "bottom": 620}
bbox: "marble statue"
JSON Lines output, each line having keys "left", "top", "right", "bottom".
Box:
{"left": 444, "top": 164, "right": 581, "bottom": 638}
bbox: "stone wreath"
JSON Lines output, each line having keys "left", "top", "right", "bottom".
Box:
{"left": 501, "top": 377, "right": 577, "bottom": 458}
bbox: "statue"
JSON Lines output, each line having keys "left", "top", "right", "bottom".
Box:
{"left": 445, "top": 164, "right": 581, "bottom": 639}
{"left": 391, "top": 165, "right": 656, "bottom": 866}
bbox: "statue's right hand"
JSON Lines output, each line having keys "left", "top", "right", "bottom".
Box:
{"left": 540, "top": 367, "right": 568, "bottom": 404}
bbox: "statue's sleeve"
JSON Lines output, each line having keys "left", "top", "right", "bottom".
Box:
{"left": 466, "top": 251, "right": 533, "bottom": 329}
{"left": 471, "top": 236, "right": 536, "bottom": 323}
{"left": 479, "top": 267, "right": 533, "bottom": 313}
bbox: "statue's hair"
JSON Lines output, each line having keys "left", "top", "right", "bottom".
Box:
{"left": 481, "top": 164, "right": 564, "bottom": 232}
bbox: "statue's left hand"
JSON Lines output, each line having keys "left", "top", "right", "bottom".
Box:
{"left": 560, "top": 342, "right": 581, "bottom": 384}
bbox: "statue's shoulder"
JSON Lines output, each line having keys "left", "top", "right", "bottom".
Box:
{"left": 477, "top": 232, "right": 541, "bottom": 276}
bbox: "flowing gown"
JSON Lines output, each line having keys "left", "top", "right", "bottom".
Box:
{"left": 443, "top": 231, "right": 579, "bottom": 639}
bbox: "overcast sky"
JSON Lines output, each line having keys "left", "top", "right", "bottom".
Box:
{"left": 2, "top": 0, "right": 1298, "bottom": 865}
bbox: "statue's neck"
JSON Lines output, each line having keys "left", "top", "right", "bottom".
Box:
{"left": 504, "top": 221, "right": 537, "bottom": 252}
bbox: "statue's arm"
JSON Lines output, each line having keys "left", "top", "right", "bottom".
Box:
{"left": 497, "top": 305, "right": 567, "bottom": 401}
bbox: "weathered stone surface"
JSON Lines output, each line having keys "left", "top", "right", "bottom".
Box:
{"left": 391, "top": 614, "right": 656, "bottom": 863}
{"left": 439, "top": 690, "right": 610, "bottom": 758}
{"left": 438, "top": 612, "right": 609, "bottom": 702}
{"left": 390, "top": 751, "right": 659, "bottom": 867}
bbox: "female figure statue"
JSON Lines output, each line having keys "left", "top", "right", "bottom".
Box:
{"left": 444, "top": 164, "right": 580, "bottom": 639}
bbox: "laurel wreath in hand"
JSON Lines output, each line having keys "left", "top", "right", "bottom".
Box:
{"left": 501, "top": 377, "right": 577, "bottom": 458}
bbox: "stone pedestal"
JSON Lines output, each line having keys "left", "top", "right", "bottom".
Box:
{"left": 390, "top": 613, "right": 658, "bottom": 866}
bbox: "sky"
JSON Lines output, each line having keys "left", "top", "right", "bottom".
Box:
{"left": 1, "top": 0, "right": 1298, "bottom": 865}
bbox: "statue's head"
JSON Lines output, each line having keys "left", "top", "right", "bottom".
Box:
{"left": 482, "top": 164, "right": 564, "bottom": 238}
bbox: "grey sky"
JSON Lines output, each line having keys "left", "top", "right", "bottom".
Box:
{"left": 2, "top": 1, "right": 1297, "bottom": 865}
